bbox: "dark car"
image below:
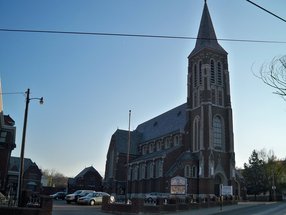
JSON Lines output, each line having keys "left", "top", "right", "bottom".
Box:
{"left": 50, "top": 192, "right": 66, "bottom": 200}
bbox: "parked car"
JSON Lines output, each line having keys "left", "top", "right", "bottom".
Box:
{"left": 65, "top": 190, "right": 94, "bottom": 204}
{"left": 77, "top": 192, "right": 110, "bottom": 205}
{"left": 50, "top": 192, "right": 66, "bottom": 200}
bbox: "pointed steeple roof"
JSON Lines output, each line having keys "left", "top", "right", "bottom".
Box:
{"left": 189, "top": 1, "right": 227, "bottom": 58}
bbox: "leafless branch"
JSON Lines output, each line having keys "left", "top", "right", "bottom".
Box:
{"left": 256, "top": 56, "right": 286, "bottom": 101}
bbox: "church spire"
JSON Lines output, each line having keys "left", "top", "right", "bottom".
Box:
{"left": 189, "top": 1, "right": 227, "bottom": 57}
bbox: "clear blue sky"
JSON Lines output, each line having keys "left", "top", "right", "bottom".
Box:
{"left": 0, "top": 0, "right": 285, "bottom": 178}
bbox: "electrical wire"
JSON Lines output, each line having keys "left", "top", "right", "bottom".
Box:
{"left": 0, "top": 28, "right": 285, "bottom": 44}
{"left": 246, "top": 0, "right": 286, "bottom": 23}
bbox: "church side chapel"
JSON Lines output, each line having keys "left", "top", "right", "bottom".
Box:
{"left": 104, "top": 1, "right": 239, "bottom": 199}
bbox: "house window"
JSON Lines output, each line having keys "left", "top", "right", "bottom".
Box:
{"left": 213, "top": 116, "right": 223, "bottom": 149}
{"left": 0, "top": 131, "right": 7, "bottom": 142}
{"left": 184, "top": 165, "right": 191, "bottom": 178}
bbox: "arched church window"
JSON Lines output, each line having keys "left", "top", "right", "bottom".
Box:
{"left": 149, "top": 142, "right": 154, "bottom": 153}
{"left": 193, "top": 117, "right": 200, "bottom": 151}
{"left": 139, "top": 163, "right": 146, "bottom": 180}
{"left": 184, "top": 165, "right": 191, "bottom": 178}
{"left": 199, "top": 61, "right": 202, "bottom": 85}
{"left": 128, "top": 166, "right": 132, "bottom": 180}
{"left": 155, "top": 160, "right": 163, "bottom": 178}
{"left": 132, "top": 165, "right": 138, "bottom": 181}
{"left": 213, "top": 116, "right": 223, "bottom": 149}
{"left": 191, "top": 165, "right": 197, "bottom": 178}
{"left": 211, "top": 60, "right": 215, "bottom": 84}
{"left": 194, "top": 64, "right": 198, "bottom": 87}
{"left": 148, "top": 162, "right": 154, "bottom": 178}
{"left": 156, "top": 140, "right": 161, "bottom": 151}
{"left": 217, "top": 62, "right": 222, "bottom": 85}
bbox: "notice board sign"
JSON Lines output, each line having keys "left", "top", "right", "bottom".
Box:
{"left": 220, "top": 185, "right": 233, "bottom": 196}
{"left": 170, "top": 176, "right": 187, "bottom": 195}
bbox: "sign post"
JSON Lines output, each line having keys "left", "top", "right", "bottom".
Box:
{"left": 219, "top": 185, "right": 233, "bottom": 211}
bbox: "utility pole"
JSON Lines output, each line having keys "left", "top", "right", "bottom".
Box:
{"left": 17, "top": 89, "right": 43, "bottom": 207}
{"left": 125, "top": 110, "right": 131, "bottom": 204}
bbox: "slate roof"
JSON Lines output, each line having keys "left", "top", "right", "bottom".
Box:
{"left": 74, "top": 166, "right": 102, "bottom": 179}
{"left": 189, "top": 2, "right": 227, "bottom": 58}
{"left": 135, "top": 103, "right": 187, "bottom": 143}
{"left": 9, "top": 156, "right": 39, "bottom": 172}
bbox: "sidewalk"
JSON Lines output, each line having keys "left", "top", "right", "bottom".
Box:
{"left": 180, "top": 202, "right": 277, "bottom": 215}
{"left": 148, "top": 202, "right": 270, "bottom": 215}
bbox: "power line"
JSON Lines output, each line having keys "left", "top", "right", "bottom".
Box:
{"left": 0, "top": 28, "right": 286, "bottom": 44}
{"left": 246, "top": 0, "right": 286, "bottom": 23}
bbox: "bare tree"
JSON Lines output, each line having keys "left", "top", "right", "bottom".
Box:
{"left": 42, "top": 169, "right": 68, "bottom": 188}
{"left": 256, "top": 55, "right": 286, "bottom": 100}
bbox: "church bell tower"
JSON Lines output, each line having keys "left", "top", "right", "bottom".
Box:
{"left": 186, "top": 1, "right": 236, "bottom": 195}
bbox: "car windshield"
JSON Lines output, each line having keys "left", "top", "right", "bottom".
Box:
{"left": 73, "top": 190, "right": 82, "bottom": 195}
{"left": 85, "top": 193, "right": 94, "bottom": 198}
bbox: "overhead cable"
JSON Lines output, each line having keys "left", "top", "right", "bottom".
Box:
{"left": 246, "top": 0, "right": 286, "bottom": 23}
{"left": 0, "top": 28, "right": 285, "bottom": 44}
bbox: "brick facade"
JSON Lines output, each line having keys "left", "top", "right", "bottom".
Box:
{"left": 67, "top": 166, "right": 102, "bottom": 193}
{"left": 0, "top": 113, "right": 16, "bottom": 193}
{"left": 104, "top": 2, "right": 239, "bottom": 198}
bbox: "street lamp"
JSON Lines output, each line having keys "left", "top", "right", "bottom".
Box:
{"left": 17, "top": 88, "right": 43, "bottom": 207}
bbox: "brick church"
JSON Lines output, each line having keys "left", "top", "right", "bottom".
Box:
{"left": 104, "top": 1, "right": 239, "bottom": 198}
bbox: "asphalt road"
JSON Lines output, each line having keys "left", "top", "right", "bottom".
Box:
{"left": 52, "top": 200, "right": 108, "bottom": 215}
{"left": 173, "top": 202, "right": 286, "bottom": 215}
{"left": 52, "top": 200, "right": 286, "bottom": 215}
{"left": 212, "top": 202, "right": 286, "bottom": 215}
